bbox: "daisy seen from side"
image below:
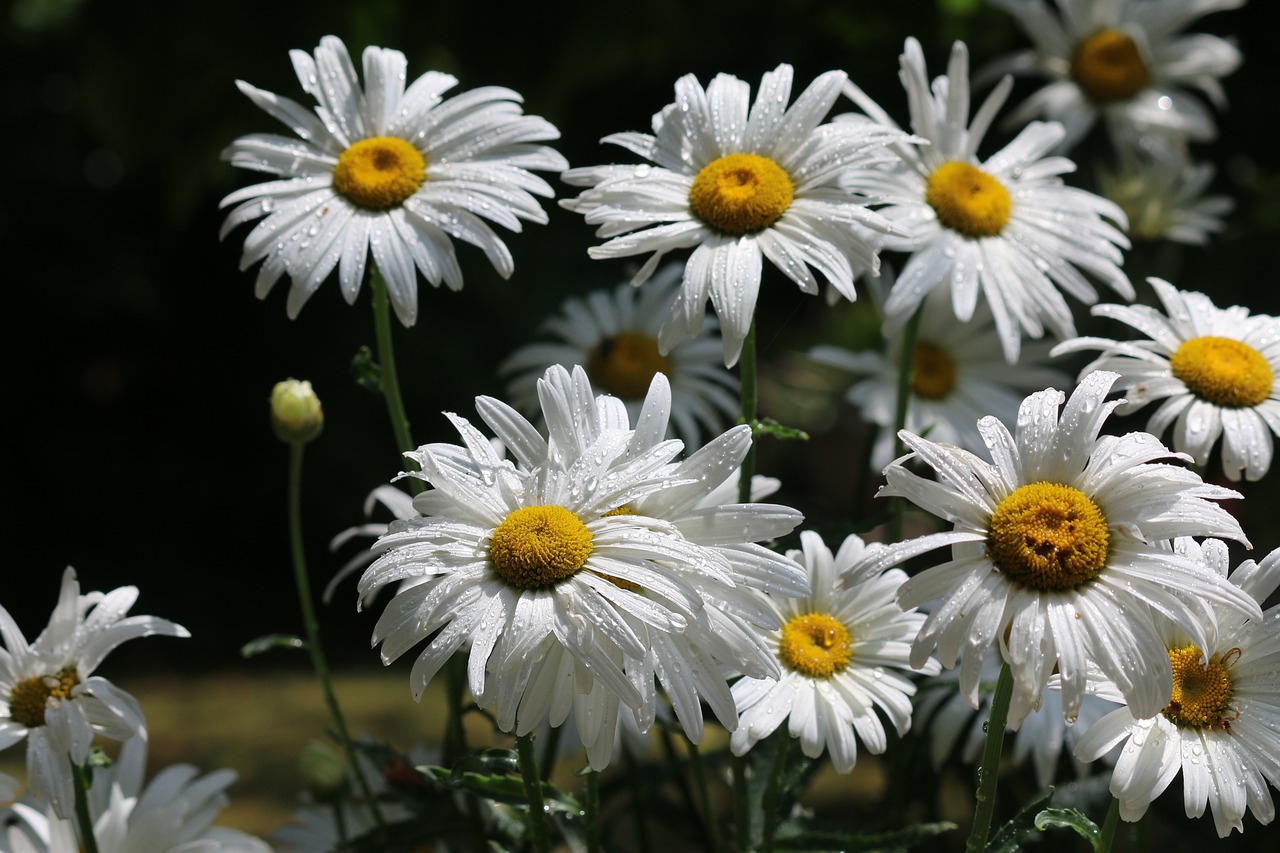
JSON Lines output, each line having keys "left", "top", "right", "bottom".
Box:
{"left": 220, "top": 35, "right": 567, "bottom": 325}
{"left": 843, "top": 38, "right": 1132, "bottom": 363}
{"left": 1052, "top": 277, "right": 1280, "bottom": 481}
{"left": 561, "top": 63, "right": 907, "bottom": 366}
{"left": 880, "top": 370, "right": 1260, "bottom": 726}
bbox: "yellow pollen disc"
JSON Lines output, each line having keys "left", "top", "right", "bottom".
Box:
{"left": 926, "top": 161, "right": 1012, "bottom": 239}
{"left": 688, "top": 153, "right": 795, "bottom": 235}
{"left": 489, "top": 505, "right": 593, "bottom": 589}
{"left": 912, "top": 343, "right": 958, "bottom": 399}
{"left": 1170, "top": 336, "right": 1273, "bottom": 409}
{"left": 988, "top": 482, "right": 1109, "bottom": 590}
{"left": 1071, "top": 28, "right": 1150, "bottom": 104}
{"left": 779, "top": 613, "right": 853, "bottom": 679}
{"left": 8, "top": 669, "right": 80, "bottom": 728}
{"left": 332, "top": 136, "right": 427, "bottom": 210}
{"left": 587, "top": 332, "right": 673, "bottom": 400}
{"left": 1163, "top": 645, "right": 1235, "bottom": 728}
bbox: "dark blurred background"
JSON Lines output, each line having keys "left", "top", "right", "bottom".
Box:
{"left": 3, "top": 0, "right": 1278, "bottom": 679}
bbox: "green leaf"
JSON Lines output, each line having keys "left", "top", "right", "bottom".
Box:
{"left": 753, "top": 417, "right": 810, "bottom": 442}
{"left": 1034, "top": 807, "right": 1101, "bottom": 848}
{"left": 985, "top": 789, "right": 1054, "bottom": 853}
{"left": 774, "top": 818, "right": 956, "bottom": 851}
{"left": 351, "top": 345, "right": 383, "bottom": 393}
{"left": 239, "top": 633, "right": 304, "bottom": 658}
{"left": 423, "top": 749, "right": 582, "bottom": 817}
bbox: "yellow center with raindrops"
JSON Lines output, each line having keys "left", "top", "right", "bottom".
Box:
{"left": 332, "top": 136, "right": 427, "bottom": 210}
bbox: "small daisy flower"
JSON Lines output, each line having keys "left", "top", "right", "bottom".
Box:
{"left": 1099, "top": 133, "right": 1233, "bottom": 245}
{"left": 220, "top": 35, "right": 567, "bottom": 325}
{"left": 985, "top": 0, "right": 1244, "bottom": 149}
{"left": 0, "top": 569, "right": 189, "bottom": 819}
{"left": 880, "top": 370, "right": 1260, "bottom": 726}
{"left": 1075, "top": 538, "right": 1280, "bottom": 837}
{"left": 1052, "top": 278, "right": 1280, "bottom": 481}
{"left": 811, "top": 286, "right": 1069, "bottom": 470}
{"left": 561, "top": 63, "right": 906, "bottom": 366}
{"left": 730, "top": 531, "right": 939, "bottom": 773}
{"left": 500, "top": 263, "right": 738, "bottom": 446}
{"left": 843, "top": 38, "right": 1132, "bottom": 363}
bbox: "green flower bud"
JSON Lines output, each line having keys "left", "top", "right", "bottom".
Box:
{"left": 271, "top": 379, "right": 323, "bottom": 444}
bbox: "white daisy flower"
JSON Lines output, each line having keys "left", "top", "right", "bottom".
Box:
{"left": 357, "top": 365, "right": 801, "bottom": 769}
{"left": 0, "top": 569, "right": 188, "bottom": 819}
{"left": 842, "top": 38, "right": 1132, "bottom": 363}
{"left": 730, "top": 531, "right": 939, "bottom": 773}
{"left": 985, "top": 0, "right": 1244, "bottom": 149}
{"left": 220, "top": 35, "right": 567, "bottom": 325}
{"left": 811, "top": 285, "right": 1069, "bottom": 471}
{"left": 561, "top": 63, "right": 906, "bottom": 366}
{"left": 1052, "top": 278, "right": 1280, "bottom": 481}
{"left": 500, "top": 263, "right": 738, "bottom": 447}
{"left": 1074, "top": 538, "right": 1280, "bottom": 837}
{"left": 3, "top": 737, "right": 269, "bottom": 853}
{"left": 880, "top": 370, "right": 1260, "bottom": 727}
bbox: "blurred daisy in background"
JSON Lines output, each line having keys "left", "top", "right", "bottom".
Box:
{"left": 843, "top": 38, "right": 1132, "bottom": 363}
{"left": 1075, "top": 538, "right": 1280, "bottom": 837}
{"left": 501, "top": 263, "right": 738, "bottom": 447}
{"left": 984, "top": 0, "right": 1243, "bottom": 149}
{"left": 562, "top": 63, "right": 906, "bottom": 365}
{"left": 220, "top": 35, "right": 566, "bottom": 324}
{"left": 1053, "top": 278, "right": 1280, "bottom": 481}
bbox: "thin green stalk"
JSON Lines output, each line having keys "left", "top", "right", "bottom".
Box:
{"left": 540, "top": 721, "right": 564, "bottom": 780}
{"left": 686, "top": 739, "right": 725, "bottom": 853}
{"left": 965, "top": 661, "right": 1013, "bottom": 853}
{"left": 761, "top": 735, "right": 792, "bottom": 853}
{"left": 516, "top": 733, "right": 553, "bottom": 853}
{"left": 889, "top": 306, "right": 925, "bottom": 544}
{"left": 623, "top": 742, "right": 656, "bottom": 853}
{"left": 732, "top": 754, "right": 750, "bottom": 853}
{"left": 737, "top": 318, "right": 759, "bottom": 504}
{"left": 584, "top": 768, "right": 602, "bottom": 853}
{"left": 288, "top": 442, "right": 385, "bottom": 830}
{"left": 1133, "top": 809, "right": 1149, "bottom": 853}
{"left": 71, "top": 761, "right": 101, "bottom": 853}
{"left": 330, "top": 800, "right": 349, "bottom": 848}
{"left": 1097, "top": 797, "right": 1121, "bottom": 853}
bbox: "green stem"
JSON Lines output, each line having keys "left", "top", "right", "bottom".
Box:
{"left": 965, "top": 661, "right": 1013, "bottom": 853}
{"left": 732, "top": 754, "right": 750, "bottom": 853}
{"left": 623, "top": 742, "right": 656, "bottom": 853}
{"left": 516, "top": 733, "right": 553, "bottom": 853}
{"left": 889, "top": 306, "right": 924, "bottom": 544}
{"left": 686, "top": 739, "right": 725, "bottom": 853}
{"left": 585, "top": 769, "right": 602, "bottom": 853}
{"left": 71, "top": 761, "right": 101, "bottom": 853}
{"left": 1133, "top": 808, "right": 1149, "bottom": 853}
{"left": 288, "top": 441, "right": 385, "bottom": 830}
{"left": 330, "top": 800, "right": 349, "bottom": 848}
{"left": 370, "top": 270, "right": 420, "bottom": 485}
{"left": 737, "top": 318, "right": 759, "bottom": 504}
{"left": 540, "top": 720, "right": 564, "bottom": 780}
{"left": 1097, "top": 797, "right": 1121, "bottom": 853}
{"left": 761, "top": 735, "right": 792, "bottom": 853}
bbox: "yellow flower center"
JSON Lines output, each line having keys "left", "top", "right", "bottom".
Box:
{"left": 1163, "top": 645, "right": 1236, "bottom": 729}
{"left": 926, "top": 161, "right": 1012, "bottom": 239}
{"left": 912, "top": 343, "right": 957, "bottom": 399}
{"left": 779, "top": 613, "right": 853, "bottom": 679}
{"left": 332, "top": 136, "right": 427, "bottom": 210}
{"left": 1071, "top": 28, "right": 1150, "bottom": 104}
{"left": 8, "top": 669, "right": 80, "bottom": 728}
{"left": 988, "top": 483, "right": 1109, "bottom": 590}
{"left": 587, "top": 332, "right": 673, "bottom": 400}
{"left": 688, "top": 153, "right": 795, "bottom": 235}
{"left": 1170, "top": 336, "right": 1273, "bottom": 409}
{"left": 489, "top": 505, "right": 593, "bottom": 589}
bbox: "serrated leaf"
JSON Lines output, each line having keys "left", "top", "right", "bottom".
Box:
{"left": 985, "top": 789, "right": 1054, "bottom": 853}
{"left": 1034, "top": 807, "right": 1101, "bottom": 848}
{"left": 351, "top": 345, "right": 383, "bottom": 393}
{"left": 753, "top": 417, "right": 810, "bottom": 442}
{"left": 774, "top": 819, "right": 956, "bottom": 852}
{"left": 240, "top": 633, "right": 304, "bottom": 658}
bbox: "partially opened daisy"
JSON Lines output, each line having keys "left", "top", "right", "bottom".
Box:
{"left": 500, "top": 262, "right": 738, "bottom": 446}
{"left": 1052, "top": 278, "right": 1280, "bottom": 481}
{"left": 0, "top": 569, "right": 189, "bottom": 818}
{"left": 220, "top": 35, "right": 566, "bottom": 324}
{"left": 730, "top": 531, "right": 939, "bottom": 773}
{"left": 561, "top": 63, "right": 906, "bottom": 365}
{"left": 843, "top": 38, "right": 1132, "bottom": 363}
{"left": 985, "top": 0, "right": 1244, "bottom": 149}
{"left": 1075, "top": 538, "right": 1280, "bottom": 837}
{"left": 880, "top": 370, "right": 1260, "bottom": 726}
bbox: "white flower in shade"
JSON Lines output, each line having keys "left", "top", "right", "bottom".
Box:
{"left": 357, "top": 365, "right": 802, "bottom": 769}
{"left": 2, "top": 737, "right": 269, "bottom": 853}
{"left": 811, "top": 285, "right": 1069, "bottom": 470}
{"left": 1053, "top": 278, "right": 1280, "bottom": 481}
{"left": 915, "top": 648, "right": 1121, "bottom": 788}
{"left": 843, "top": 38, "right": 1132, "bottom": 363}
{"left": 0, "top": 569, "right": 188, "bottom": 819}
{"left": 561, "top": 63, "right": 906, "bottom": 366}
{"left": 500, "top": 263, "right": 739, "bottom": 447}
{"left": 220, "top": 35, "right": 566, "bottom": 325}
{"left": 1075, "top": 538, "right": 1280, "bottom": 837}
{"left": 984, "top": 0, "right": 1244, "bottom": 150}
{"left": 730, "top": 531, "right": 940, "bottom": 773}
{"left": 879, "top": 370, "right": 1260, "bottom": 727}
{"left": 1099, "top": 133, "right": 1233, "bottom": 245}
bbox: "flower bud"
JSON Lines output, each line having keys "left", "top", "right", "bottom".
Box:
{"left": 298, "top": 739, "right": 347, "bottom": 803}
{"left": 271, "top": 379, "right": 323, "bottom": 444}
